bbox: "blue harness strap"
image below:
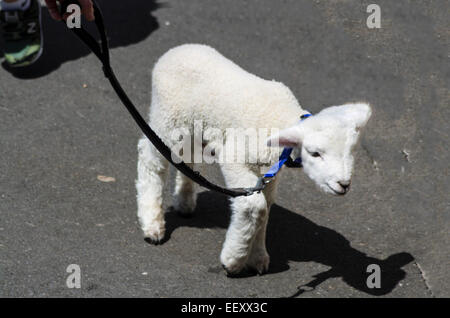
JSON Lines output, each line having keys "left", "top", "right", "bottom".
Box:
{"left": 263, "top": 113, "right": 311, "bottom": 179}
{"left": 264, "top": 148, "right": 294, "bottom": 178}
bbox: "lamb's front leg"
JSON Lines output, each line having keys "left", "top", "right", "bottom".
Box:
{"left": 220, "top": 192, "right": 268, "bottom": 275}
{"left": 136, "top": 137, "right": 169, "bottom": 244}
{"left": 246, "top": 214, "right": 270, "bottom": 274}
{"left": 246, "top": 180, "right": 278, "bottom": 274}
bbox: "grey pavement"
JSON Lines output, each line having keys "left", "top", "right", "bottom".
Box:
{"left": 0, "top": 0, "right": 448, "bottom": 297}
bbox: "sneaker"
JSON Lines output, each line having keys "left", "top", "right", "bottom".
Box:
{"left": 0, "top": 0, "right": 43, "bottom": 67}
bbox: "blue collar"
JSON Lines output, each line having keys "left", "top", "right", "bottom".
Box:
{"left": 264, "top": 113, "right": 311, "bottom": 178}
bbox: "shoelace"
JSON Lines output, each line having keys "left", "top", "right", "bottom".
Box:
{"left": 1, "top": 11, "right": 28, "bottom": 40}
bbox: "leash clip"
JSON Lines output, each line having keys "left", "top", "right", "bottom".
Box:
{"left": 250, "top": 176, "right": 274, "bottom": 195}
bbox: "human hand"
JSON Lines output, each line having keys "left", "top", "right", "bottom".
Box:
{"left": 45, "top": 0, "right": 95, "bottom": 22}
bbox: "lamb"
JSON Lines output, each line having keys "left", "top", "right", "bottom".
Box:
{"left": 136, "top": 44, "right": 372, "bottom": 275}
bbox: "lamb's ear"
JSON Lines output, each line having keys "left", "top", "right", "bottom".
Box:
{"left": 341, "top": 103, "right": 372, "bottom": 129}
{"left": 266, "top": 125, "right": 303, "bottom": 148}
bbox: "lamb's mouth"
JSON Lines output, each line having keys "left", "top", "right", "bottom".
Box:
{"left": 327, "top": 184, "right": 346, "bottom": 195}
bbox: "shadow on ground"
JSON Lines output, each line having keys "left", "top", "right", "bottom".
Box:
{"left": 163, "top": 192, "right": 414, "bottom": 297}
{"left": 0, "top": 0, "right": 163, "bottom": 79}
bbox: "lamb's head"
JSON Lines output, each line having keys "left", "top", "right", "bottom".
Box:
{"left": 267, "top": 103, "right": 372, "bottom": 195}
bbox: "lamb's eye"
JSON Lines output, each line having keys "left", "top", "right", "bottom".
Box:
{"left": 311, "top": 152, "right": 321, "bottom": 158}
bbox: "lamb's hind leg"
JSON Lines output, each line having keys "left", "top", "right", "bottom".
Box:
{"left": 136, "top": 137, "right": 169, "bottom": 244}
{"left": 219, "top": 164, "right": 268, "bottom": 275}
{"left": 173, "top": 169, "right": 197, "bottom": 217}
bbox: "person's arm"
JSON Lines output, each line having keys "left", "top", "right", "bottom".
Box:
{"left": 45, "top": 0, "right": 95, "bottom": 21}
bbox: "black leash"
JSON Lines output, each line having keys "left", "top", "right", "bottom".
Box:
{"left": 59, "top": 0, "right": 283, "bottom": 197}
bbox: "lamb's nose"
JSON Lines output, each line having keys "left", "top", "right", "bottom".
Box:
{"left": 338, "top": 180, "right": 351, "bottom": 192}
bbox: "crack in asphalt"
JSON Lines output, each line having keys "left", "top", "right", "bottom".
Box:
{"left": 414, "top": 261, "right": 435, "bottom": 298}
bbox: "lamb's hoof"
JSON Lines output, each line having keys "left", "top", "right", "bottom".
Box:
{"left": 142, "top": 223, "right": 165, "bottom": 245}
{"left": 222, "top": 264, "right": 235, "bottom": 277}
{"left": 221, "top": 255, "right": 247, "bottom": 277}
{"left": 247, "top": 253, "right": 270, "bottom": 275}
{"left": 222, "top": 264, "right": 244, "bottom": 277}
{"left": 144, "top": 237, "right": 162, "bottom": 245}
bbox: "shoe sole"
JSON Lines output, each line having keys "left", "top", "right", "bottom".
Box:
{"left": 7, "top": 0, "right": 44, "bottom": 67}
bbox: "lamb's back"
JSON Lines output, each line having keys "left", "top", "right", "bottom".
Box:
{"left": 151, "top": 44, "right": 303, "bottom": 132}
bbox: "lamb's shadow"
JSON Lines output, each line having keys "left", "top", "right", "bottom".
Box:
{"left": 0, "top": 0, "right": 164, "bottom": 79}
{"left": 164, "top": 192, "right": 414, "bottom": 297}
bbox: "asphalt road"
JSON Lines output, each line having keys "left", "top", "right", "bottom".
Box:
{"left": 0, "top": 0, "right": 448, "bottom": 297}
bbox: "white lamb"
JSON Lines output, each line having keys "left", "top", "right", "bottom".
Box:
{"left": 136, "top": 44, "right": 372, "bottom": 275}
